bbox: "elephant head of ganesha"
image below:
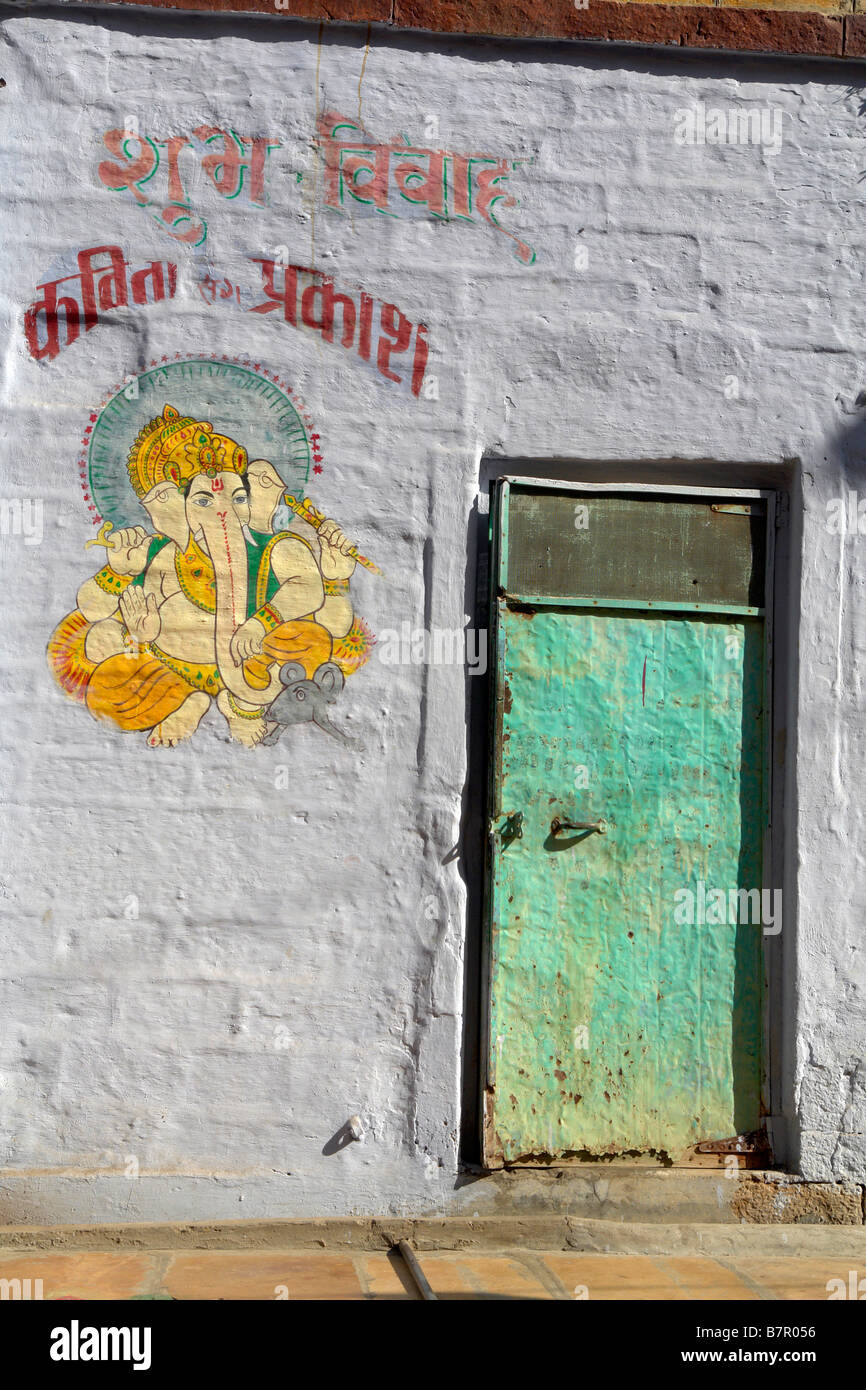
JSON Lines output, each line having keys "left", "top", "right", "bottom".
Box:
{"left": 127, "top": 404, "right": 284, "bottom": 705}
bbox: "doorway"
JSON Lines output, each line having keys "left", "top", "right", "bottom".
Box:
{"left": 482, "top": 480, "right": 777, "bottom": 1166}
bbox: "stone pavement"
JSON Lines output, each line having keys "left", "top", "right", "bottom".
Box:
{"left": 0, "top": 1247, "right": 861, "bottom": 1300}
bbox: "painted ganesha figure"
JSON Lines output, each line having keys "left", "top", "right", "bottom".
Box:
{"left": 48, "top": 405, "right": 374, "bottom": 747}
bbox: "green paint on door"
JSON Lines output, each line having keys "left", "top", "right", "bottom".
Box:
{"left": 486, "top": 500, "right": 767, "bottom": 1164}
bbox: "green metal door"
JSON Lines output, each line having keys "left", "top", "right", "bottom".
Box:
{"left": 484, "top": 482, "right": 770, "bottom": 1165}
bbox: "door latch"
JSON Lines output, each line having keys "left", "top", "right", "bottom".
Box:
{"left": 496, "top": 811, "right": 524, "bottom": 841}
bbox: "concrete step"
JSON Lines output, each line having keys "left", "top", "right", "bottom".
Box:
{"left": 1, "top": 1212, "right": 865, "bottom": 1257}
{"left": 450, "top": 1167, "right": 864, "bottom": 1225}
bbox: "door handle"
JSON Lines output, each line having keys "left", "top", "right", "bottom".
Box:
{"left": 550, "top": 816, "right": 607, "bottom": 835}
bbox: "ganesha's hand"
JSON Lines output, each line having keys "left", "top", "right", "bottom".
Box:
{"left": 119, "top": 587, "right": 161, "bottom": 643}
{"left": 230, "top": 617, "right": 266, "bottom": 666}
{"left": 107, "top": 526, "right": 150, "bottom": 577}
{"left": 318, "top": 519, "right": 357, "bottom": 581}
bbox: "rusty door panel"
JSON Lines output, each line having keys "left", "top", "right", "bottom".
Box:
{"left": 486, "top": 604, "right": 765, "bottom": 1163}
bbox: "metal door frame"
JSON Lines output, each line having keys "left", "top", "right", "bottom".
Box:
{"left": 482, "top": 477, "right": 781, "bottom": 1169}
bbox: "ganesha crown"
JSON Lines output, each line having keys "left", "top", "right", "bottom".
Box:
{"left": 127, "top": 403, "right": 248, "bottom": 498}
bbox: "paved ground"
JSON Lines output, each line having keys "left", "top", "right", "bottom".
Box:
{"left": 0, "top": 1248, "right": 857, "bottom": 1299}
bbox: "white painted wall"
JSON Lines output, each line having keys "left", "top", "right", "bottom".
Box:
{"left": 0, "top": 8, "right": 863, "bottom": 1222}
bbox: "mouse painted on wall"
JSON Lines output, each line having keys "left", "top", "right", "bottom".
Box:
{"left": 261, "top": 661, "right": 350, "bottom": 744}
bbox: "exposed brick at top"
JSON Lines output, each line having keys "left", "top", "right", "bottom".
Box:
{"left": 395, "top": 0, "right": 845, "bottom": 51}
{"left": 57, "top": 0, "right": 866, "bottom": 60}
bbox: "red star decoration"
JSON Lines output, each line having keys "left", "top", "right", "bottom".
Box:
{"left": 313, "top": 465, "right": 323, "bottom": 475}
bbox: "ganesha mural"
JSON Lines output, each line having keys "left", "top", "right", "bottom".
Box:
{"left": 48, "top": 358, "right": 375, "bottom": 748}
